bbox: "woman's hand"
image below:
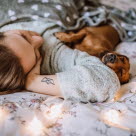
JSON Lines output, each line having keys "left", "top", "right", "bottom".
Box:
{"left": 25, "top": 57, "right": 42, "bottom": 90}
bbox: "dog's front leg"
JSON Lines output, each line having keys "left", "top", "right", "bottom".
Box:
{"left": 55, "top": 29, "right": 86, "bottom": 43}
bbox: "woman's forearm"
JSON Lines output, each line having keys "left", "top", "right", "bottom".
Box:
{"left": 26, "top": 74, "right": 63, "bottom": 97}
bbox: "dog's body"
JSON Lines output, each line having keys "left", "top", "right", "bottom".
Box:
{"left": 55, "top": 25, "right": 130, "bottom": 84}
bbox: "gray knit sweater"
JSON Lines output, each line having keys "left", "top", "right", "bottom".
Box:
{"left": 0, "top": 20, "right": 120, "bottom": 102}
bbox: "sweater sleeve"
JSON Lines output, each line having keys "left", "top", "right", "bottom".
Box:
{"left": 41, "top": 27, "right": 120, "bottom": 103}
{"left": 56, "top": 49, "right": 120, "bottom": 102}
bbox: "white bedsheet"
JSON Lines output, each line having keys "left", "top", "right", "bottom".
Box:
{"left": 0, "top": 42, "right": 136, "bottom": 136}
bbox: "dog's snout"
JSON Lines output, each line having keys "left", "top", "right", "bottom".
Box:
{"left": 108, "top": 54, "right": 116, "bottom": 63}
{"left": 105, "top": 54, "right": 117, "bottom": 63}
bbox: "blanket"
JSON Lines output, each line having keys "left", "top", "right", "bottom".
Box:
{"left": 0, "top": 0, "right": 136, "bottom": 41}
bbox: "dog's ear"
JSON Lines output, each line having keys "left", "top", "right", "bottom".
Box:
{"left": 99, "top": 50, "right": 109, "bottom": 58}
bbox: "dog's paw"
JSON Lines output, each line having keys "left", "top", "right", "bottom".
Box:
{"left": 53, "top": 32, "right": 58, "bottom": 39}
{"left": 54, "top": 32, "right": 60, "bottom": 37}
{"left": 54, "top": 32, "right": 64, "bottom": 41}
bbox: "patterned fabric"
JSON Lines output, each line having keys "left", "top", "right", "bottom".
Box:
{"left": 99, "top": 0, "right": 136, "bottom": 11}
{"left": 0, "top": 73, "right": 136, "bottom": 136}
{"left": 0, "top": 0, "right": 136, "bottom": 41}
{"left": 0, "top": 0, "right": 136, "bottom": 135}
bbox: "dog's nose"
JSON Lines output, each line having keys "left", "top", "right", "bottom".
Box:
{"left": 107, "top": 54, "right": 116, "bottom": 63}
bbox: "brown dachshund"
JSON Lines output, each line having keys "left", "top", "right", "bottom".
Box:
{"left": 55, "top": 25, "right": 130, "bottom": 84}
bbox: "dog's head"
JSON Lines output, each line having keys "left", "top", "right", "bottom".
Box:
{"left": 100, "top": 51, "right": 130, "bottom": 84}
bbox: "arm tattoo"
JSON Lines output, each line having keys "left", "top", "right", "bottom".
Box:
{"left": 41, "top": 77, "right": 55, "bottom": 85}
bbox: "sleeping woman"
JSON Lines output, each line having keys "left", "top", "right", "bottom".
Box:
{"left": 0, "top": 0, "right": 135, "bottom": 102}
{"left": 0, "top": 26, "right": 120, "bottom": 103}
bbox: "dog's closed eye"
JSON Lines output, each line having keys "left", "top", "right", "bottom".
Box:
{"left": 119, "top": 69, "right": 126, "bottom": 76}
{"left": 120, "top": 58, "right": 125, "bottom": 63}
{"left": 120, "top": 69, "right": 123, "bottom": 76}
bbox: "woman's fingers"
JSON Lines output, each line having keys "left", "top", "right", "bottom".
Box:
{"left": 25, "top": 57, "right": 42, "bottom": 89}
{"left": 30, "top": 57, "right": 42, "bottom": 75}
{"left": 19, "top": 30, "right": 41, "bottom": 44}
{"left": 35, "top": 49, "right": 41, "bottom": 60}
{"left": 28, "top": 30, "right": 41, "bottom": 36}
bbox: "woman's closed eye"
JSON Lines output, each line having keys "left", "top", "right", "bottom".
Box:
{"left": 20, "top": 31, "right": 33, "bottom": 44}
{"left": 21, "top": 34, "right": 31, "bottom": 44}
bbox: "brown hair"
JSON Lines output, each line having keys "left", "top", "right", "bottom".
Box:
{"left": 0, "top": 32, "right": 25, "bottom": 94}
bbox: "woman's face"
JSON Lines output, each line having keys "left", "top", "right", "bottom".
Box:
{"left": 3, "top": 30, "right": 44, "bottom": 74}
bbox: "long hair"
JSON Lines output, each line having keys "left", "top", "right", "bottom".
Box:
{"left": 0, "top": 32, "right": 25, "bottom": 94}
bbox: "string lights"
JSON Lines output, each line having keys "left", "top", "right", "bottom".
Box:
{"left": 0, "top": 108, "right": 8, "bottom": 123}
{"left": 0, "top": 102, "right": 134, "bottom": 135}
{"left": 25, "top": 104, "right": 62, "bottom": 135}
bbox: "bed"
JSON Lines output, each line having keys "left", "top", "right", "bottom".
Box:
{"left": 0, "top": 41, "right": 136, "bottom": 136}
{"left": 0, "top": 0, "right": 136, "bottom": 136}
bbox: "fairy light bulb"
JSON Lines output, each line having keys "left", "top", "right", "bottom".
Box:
{"left": 47, "top": 104, "right": 62, "bottom": 119}
{"left": 27, "top": 116, "right": 44, "bottom": 136}
{"left": 0, "top": 108, "right": 7, "bottom": 123}
{"left": 0, "top": 108, "right": 4, "bottom": 119}
{"left": 102, "top": 109, "right": 121, "bottom": 125}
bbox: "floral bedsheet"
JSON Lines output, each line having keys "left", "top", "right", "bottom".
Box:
{"left": 0, "top": 42, "right": 136, "bottom": 136}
